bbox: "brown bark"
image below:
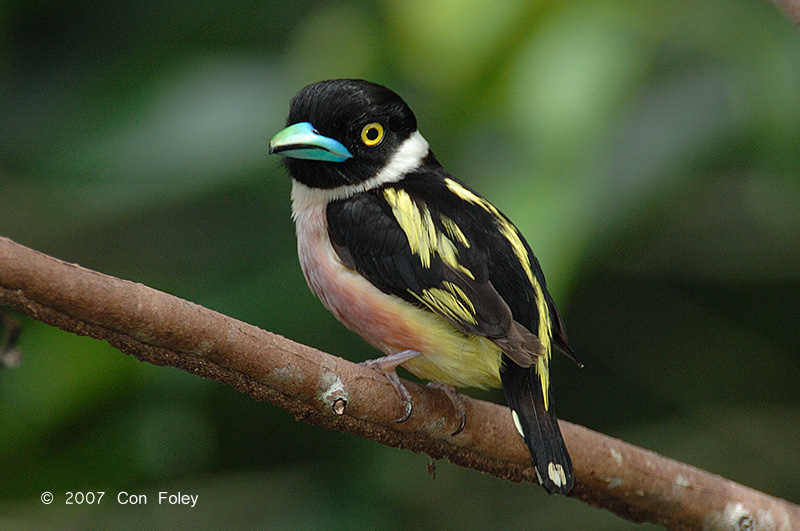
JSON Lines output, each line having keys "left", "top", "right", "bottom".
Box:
{"left": 771, "top": 0, "right": 800, "bottom": 24}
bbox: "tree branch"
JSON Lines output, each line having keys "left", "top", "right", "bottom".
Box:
{"left": 771, "top": 0, "right": 800, "bottom": 25}
{"left": 1, "top": 235, "right": 797, "bottom": 529}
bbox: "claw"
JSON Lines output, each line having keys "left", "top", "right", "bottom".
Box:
{"left": 397, "top": 399, "right": 413, "bottom": 423}
{"left": 428, "top": 382, "right": 467, "bottom": 435}
{"left": 384, "top": 369, "right": 414, "bottom": 423}
{"left": 359, "top": 350, "right": 421, "bottom": 423}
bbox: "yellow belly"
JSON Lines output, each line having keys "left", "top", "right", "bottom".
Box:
{"left": 387, "top": 305, "right": 504, "bottom": 389}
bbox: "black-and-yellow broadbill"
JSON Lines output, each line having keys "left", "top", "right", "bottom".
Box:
{"left": 270, "top": 79, "right": 581, "bottom": 495}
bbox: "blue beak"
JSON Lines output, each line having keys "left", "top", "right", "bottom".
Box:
{"left": 269, "top": 122, "right": 353, "bottom": 163}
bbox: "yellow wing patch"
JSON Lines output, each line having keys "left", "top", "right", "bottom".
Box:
{"left": 440, "top": 214, "right": 470, "bottom": 248}
{"left": 412, "top": 281, "right": 478, "bottom": 327}
{"left": 531, "top": 278, "right": 552, "bottom": 409}
{"left": 444, "top": 178, "right": 532, "bottom": 282}
{"left": 383, "top": 187, "right": 437, "bottom": 268}
{"left": 445, "top": 178, "right": 553, "bottom": 409}
{"left": 383, "top": 187, "right": 474, "bottom": 279}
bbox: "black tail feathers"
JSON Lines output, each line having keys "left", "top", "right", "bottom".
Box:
{"left": 501, "top": 362, "right": 573, "bottom": 495}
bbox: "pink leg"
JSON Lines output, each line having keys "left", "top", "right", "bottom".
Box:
{"left": 360, "top": 349, "right": 421, "bottom": 422}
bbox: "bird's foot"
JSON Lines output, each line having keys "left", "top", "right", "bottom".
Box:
{"left": 427, "top": 382, "right": 467, "bottom": 435}
{"left": 359, "top": 349, "right": 421, "bottom": 423}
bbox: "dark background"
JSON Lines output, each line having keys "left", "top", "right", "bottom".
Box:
{"left": 1, "top": 1, "right": 799, "bottom": 529}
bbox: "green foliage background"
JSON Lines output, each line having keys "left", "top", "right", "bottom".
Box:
{"left": 1, "top": 1, "right": 799, "bottom": 528}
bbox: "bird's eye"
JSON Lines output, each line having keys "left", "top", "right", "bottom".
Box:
{"left": 360, "top": 122, "right": 385, "bottom": 146}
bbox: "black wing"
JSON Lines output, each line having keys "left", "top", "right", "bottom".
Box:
{"left": 326, "top": 173, "right": 544, "bottom": 366}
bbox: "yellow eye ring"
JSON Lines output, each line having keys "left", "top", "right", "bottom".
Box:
{"left": 360, "top": 122, "right": 384, "bottom": 146}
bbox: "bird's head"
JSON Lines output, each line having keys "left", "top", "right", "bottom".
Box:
{"left": 270, "top": 79, "right": 422, "bottom": 189}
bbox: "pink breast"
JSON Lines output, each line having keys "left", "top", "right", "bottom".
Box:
{"left": 294, "top": 203, "right": 427, "bottom": 355}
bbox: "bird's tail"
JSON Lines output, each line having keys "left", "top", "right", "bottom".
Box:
{"left": 500, "top": 361, "right": 573, "bottom": 494}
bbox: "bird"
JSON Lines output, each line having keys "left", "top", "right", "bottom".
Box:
{"left": 269, "top": 79, "right": 581, "bottom": 495}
